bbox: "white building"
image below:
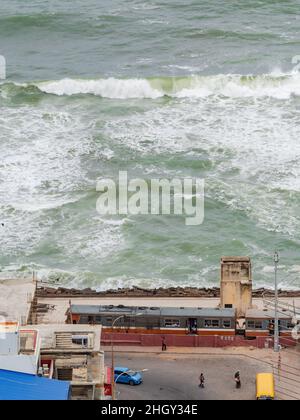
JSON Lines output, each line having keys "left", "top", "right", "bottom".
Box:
{"left": 0, "top": 322, "right": 41, "bottom": 375}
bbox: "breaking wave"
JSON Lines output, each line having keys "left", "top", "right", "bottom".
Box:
{"left": 1, "top": 72, "right": 300, "bottom": 100}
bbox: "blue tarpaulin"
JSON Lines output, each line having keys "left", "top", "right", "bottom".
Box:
{"left": 0, "top": 369, "right": 70, "bottom": 400}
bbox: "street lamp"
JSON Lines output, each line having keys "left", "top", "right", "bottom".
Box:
{"left": 111, "top": 313, "right": 142, "bottom": 400}
{"left": 274, "top": 251, "right": 280, "bottom": 352}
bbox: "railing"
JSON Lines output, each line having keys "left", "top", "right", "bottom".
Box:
{"left": 263, "top": 296, "right": 300, "bottom": 317}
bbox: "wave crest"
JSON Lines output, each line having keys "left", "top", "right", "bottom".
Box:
{"left": 1, "top": 73, "right": 300, "bottom": 100}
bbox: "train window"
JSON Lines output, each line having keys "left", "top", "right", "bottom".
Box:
{"left": 95, "top": 316, "right": 102, "bottom": 323}
{"left": 223, "top": 320, "right": 231, "bottom": 328}
{"left": 248, "top": 321, "right": 262, "bottom": 329}
{"left": 204, "top": 319, "right": 220, "bottom": 328}
{"left": 164, "top": 319, "right": 180, "bottom": 328}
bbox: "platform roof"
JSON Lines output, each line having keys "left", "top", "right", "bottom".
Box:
{"left": 70, "top": 304, "right": 235, "bottom": 318}
{"left": 245, "top": 309, "right": 292, "bottom": 320}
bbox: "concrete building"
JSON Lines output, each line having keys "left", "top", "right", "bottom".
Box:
{"left": 0, "top": 322, "right": 40, "bottom": 375}
{"left": 220, "top": 257, "right": 252, "bottom": 317}
{"left": 0, "top": 321, "right": 105, "bottom": 399}
{"left": 37, "top": 324, "right": 105, "bottom": 400}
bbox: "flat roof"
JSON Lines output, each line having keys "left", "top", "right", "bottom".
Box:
{"left": 70, "top": 304, "right": 235, "bottom": 318}
{"left": 246, "top": 309, "right": 292, "bottom": 320}
{"left": 0, "top": 369, "right": 70, "bottom": 400}
{"left": 221, "top": 256, "right": 250, "bottom": 262}
{"left": 0, "top": 322, "right": 18, "bottom": 334}
{"left": 0, "top": 278, "right": 35, "bottom": 323}
{"left": 36, "top": 324, "right": 102, "bottom": 352}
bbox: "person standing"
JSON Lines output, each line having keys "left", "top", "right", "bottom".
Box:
{"left": 234, "top": 371, "right": 241, "bottom": 389}
{"left": 199, "top": 373, "right": 205, "bottom": 388}
{"left": 161, "top": 336, "right": 167, "bottom": 351}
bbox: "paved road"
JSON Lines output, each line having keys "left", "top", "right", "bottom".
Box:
{"left": 106, "top": 352, "right": 272, "bottom": 400}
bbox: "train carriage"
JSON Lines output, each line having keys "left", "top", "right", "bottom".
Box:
{"left": 245, "top": 309, "right": 294, "bottom": 338}
{"left": 67, "top": 305, "right": 236, "bottom": 336}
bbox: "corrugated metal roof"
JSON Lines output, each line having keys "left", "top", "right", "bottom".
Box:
{"left": 70, "top": 304, "right": 235, "bottom": 318}
{"left": 0, "top": 369, "right": 70, "bottom": 400}
{"left": 246, "top": 309, "right": 292, "bottom": 319}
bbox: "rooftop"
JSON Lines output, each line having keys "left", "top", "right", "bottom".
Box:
{"left": 221, "top": 256, "right": 250, "bottom": 262}
{"left": 33, "top": 296, "right": 300, "bottom": 323}
{"left": 246, "top": 308, "right": 292, "bottom": 319}
{"left": 36, "top": 324, "right": 101, "bottom": 352}
{"left": 69, "top": 304, "right": 236, "bottom": 318}
{"left": 0, "top": 278, "right": 35, "bottom": 324}
{"left": 0, "top": 369, "right": 70, "bottom": 400}
{"left": 0, "top": 322, "right": 18, "bottom": 334}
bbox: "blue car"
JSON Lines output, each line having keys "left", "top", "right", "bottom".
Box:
{"left": 114, "top": 367, "right": 143, "bottom": 386}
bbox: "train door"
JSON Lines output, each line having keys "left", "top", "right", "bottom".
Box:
{"left": 188, "top": 318, "right": 197, "bottom": 334}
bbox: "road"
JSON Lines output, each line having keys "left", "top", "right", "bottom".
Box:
{"left": 106, "top": 352, "right": 272, "bottom": 400}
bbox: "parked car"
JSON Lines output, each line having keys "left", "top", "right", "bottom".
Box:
{"left": 114, "top": 367, "right": 143, "bottom": 385}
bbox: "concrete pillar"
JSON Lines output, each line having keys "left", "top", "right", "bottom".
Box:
{"left": 220, "top": 257, "right": 252, "bottom": 317}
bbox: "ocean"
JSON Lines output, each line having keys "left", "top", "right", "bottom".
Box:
{"left": 0, "top": 0, "right": 300, "bottom": 290}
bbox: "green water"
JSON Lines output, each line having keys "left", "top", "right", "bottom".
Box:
{"left": 0, "top": 1, "right": 300, "bottom": 290}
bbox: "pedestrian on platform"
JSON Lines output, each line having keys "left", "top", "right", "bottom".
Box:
{"left": 234, "top": 371, "right": 241, "bottom": 389}
{"left": 199, "top": 373, "right": 205, "bottom": 388}
{"left": 161, "top": 336, "right": 167, "bottom": 351}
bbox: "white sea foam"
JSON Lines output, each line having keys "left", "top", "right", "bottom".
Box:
{"left": 2, "top": 71, "right": 300, "bottom": 290}
{"left": 33, "top": 73, "right": 300, "bottom": 100}
{"left": 103, "top": 75, "right": 300, "bottom": 238}
{"left": 36, "top": 78, "right": 163, "bottom": 99}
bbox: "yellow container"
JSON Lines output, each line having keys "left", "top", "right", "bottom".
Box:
{"left": 256, "top": 373, "right": 275, "bottom": 400}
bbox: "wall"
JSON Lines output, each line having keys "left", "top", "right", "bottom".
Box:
{"left": 101, "top": 332, "right": 297, "bottom": 349}
{"left": 0, "top": 354, "right": 38, "bottom": 374}
{"left": 0, "top": 332, "right": 19, "bottom": 355}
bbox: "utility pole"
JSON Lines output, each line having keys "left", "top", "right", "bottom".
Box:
{"left": 274, "top": 251, "right": 280, "bottom": 352}
{"left": 111, "top": 313, "right": 142, "bottom": 400}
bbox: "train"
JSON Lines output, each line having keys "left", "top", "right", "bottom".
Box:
{"left": 244, "top": 308, "right": 294, "bottom": 338}
{"left": 67, "top": 304, "right": 296, "bottom": 338}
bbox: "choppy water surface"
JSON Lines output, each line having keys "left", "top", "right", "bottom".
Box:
{"left": 0, "top": 1, "right": 300, "bottom": 290}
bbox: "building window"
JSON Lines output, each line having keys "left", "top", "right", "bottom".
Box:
{"left": 72, "top": 335, "right": 89, "bottom": 348}
{"left": 164, "top": 319, "right": 180, "bottom": 328}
